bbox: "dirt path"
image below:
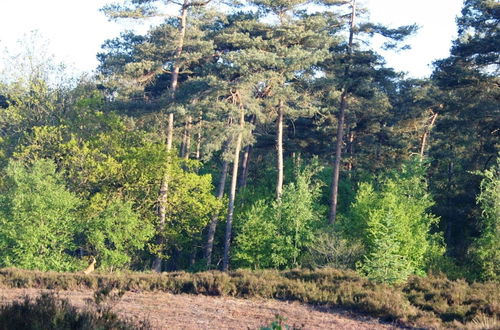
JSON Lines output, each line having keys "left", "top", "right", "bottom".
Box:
{"left": 0, "top": 288, "right": 400, "bottom": 329}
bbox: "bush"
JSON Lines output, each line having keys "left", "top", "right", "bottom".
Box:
{"left": 234, "top": 160, "right": 325, "bottom": 269}
{"left": 303, "top": 229, "right": 364, "bottom": 270}
{"left": 469, "top": 156, "right": 500, "bottom": 281}
{"left": 0, "top": 159, "right": 81, "bottom": 271}
{"left": 341, "top": 160, "right": 444, "bottom": 283}
{"left": 81, "top": 193, "right": 154, "bottom": 270}
{"left": 0, "top": 292, "right": 150, "bottom": 330}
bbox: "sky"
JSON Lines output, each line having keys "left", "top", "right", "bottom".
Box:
{"left": 0, "top": 0, "right": 464, "bottom": 79}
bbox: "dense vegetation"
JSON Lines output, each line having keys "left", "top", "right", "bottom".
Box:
{"left": 0, "top": 0, "right": 498, "bottom": 286}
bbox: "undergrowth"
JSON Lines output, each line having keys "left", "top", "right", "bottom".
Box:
{"left": 0, "top": 290, "right": 150, "bottom": 330}
{"left": 0, "top": 268, "right": 498, "bottom": 329}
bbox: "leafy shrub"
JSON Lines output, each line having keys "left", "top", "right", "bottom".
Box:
{"left": 0, "top": 292, "right": 150, "bottom": 330}
{"left": 0, "top": 159, "right": 81, "bottom": 271}
{"left": 151, "top": 156, "right": 223, "bottom": 262}
{"left": 341, "top": 160, "right": 444, "bottom": 283}
{"left": 469, "top": 156, "right": 499, "bottom": 281}
{"left": 232, "top": 200, "right": 276, "bottom": 268}
{"left": 234, "top": 161, "right": 325, "bottom": 269}
{"left": 81, "top": 193, "right": 154, "bottom": 270}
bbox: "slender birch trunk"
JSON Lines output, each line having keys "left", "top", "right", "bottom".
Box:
{"left": 276, "top": 100, "right": 284, "bottom": 200}
{"left": 329, "top": 0, "right": 356, "bottom": 225}
{"left": 222, "top": 96, "right": 245, "bottom": 271}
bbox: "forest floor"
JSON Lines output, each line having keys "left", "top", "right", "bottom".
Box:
{"left": 0, "top": 288, "right": 402, "bottom": 329}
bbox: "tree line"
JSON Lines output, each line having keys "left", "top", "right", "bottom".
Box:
{"left": 0, "top": 0, "right": 498, "bottom": 283}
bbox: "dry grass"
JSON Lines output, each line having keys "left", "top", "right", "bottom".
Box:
{"left": 0, "top": 267, "right": 498, "bottom": 329}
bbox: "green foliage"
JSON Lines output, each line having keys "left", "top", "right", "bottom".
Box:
{"left": 0, "top": 160, "right": 81, "bottom": 271}
{"left": 430, "top": 0, "right": 499, "bottom": 261}
{"left": 469, "top": 157, "right": 500, "bottom": 281}
{"left": 0, "top": 0, "right": 495, "bottom": 287}
{"left": 234, "top": 161, "right": 325, "bottom": 269}
{"left": 81, "top": 194, "right": 154, "bottom": 270}
{"left": 232, "top": 200, "right": 276, "bottom": 268}
{"left": 358, "top": 211, "right": 415, "bottom": 284}
{"left": 11, "top": 106, "right": 222, "bottom": 268}
{"left": 157, "top": 156, "right": 223, "bottom": 252}
{"left": 341, "top": 160, "right": 444, "bottom": 283}
{"left": 260, "top": 314, "right": 298, "bottom": 330}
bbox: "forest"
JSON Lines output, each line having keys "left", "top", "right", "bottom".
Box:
{"left": 0, "top": 0, "right": 498, "bottom": 287}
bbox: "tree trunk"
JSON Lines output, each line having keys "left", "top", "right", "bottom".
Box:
{"left": 182, "top": 115, "right": 192, "bottom": 159}
{"left": 166, "top": 113, "right": 174, "bottom": 151}
{"left": 329, "top": 90, "right": 348, "bottom": 225}
{"left": 222, "top": 98, "right": 245, "bottom": 271}
{"left": 239, "top": 145, "right": 252, "bottom": 189}
{"left": 204, "top": 158, "right": 229, "bottom": 267}
{"left": 419, "top": 111, "right": 438, "bottom": 161}
{"left": 239, "top": 115, "right": 255, "bottom": 189}
{"left": 195, "top": 111, "right": 203, "bottom": 160}
{"left": 328, "top": 0, "right": 356, "bottom": 225}
{"left": 347, "top": 129, "right": 355, "bottom": 173}
{"left": 153, "top": 2, "right": 189, "bottom": 272}
{"left": 276, "top": 100, "right": 284, "bottom": 200}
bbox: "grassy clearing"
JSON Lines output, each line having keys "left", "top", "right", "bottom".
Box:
{"left": 0, "top": 268, "right": 498, "bottom": 329}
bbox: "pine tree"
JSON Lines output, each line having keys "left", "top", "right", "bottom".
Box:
{"left": 430, "top": 0, "right": 499, "bottom": 258}
{"left": 101, "top": 0, "right": 216, "bottom": 271}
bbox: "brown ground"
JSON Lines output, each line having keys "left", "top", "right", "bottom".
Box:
{"left": 0, "top": 288, "right": 401, "bottom": 329}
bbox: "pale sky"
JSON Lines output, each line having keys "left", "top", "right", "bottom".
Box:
{"left": 0, "top": 0, "right": 464, "bottom": 79}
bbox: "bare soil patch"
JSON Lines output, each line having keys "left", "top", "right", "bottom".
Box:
{"left": 0, "top": 288, "right": 400, "bottom": 329}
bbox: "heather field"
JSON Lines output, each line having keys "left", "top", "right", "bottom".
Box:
{"left": 0, "top": 268, "right": 498, "bottom": 329}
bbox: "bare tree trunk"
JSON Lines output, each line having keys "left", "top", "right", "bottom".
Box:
{"left": 189, "top": 235, "right": 201, "bottom": 266}
{"left": 239, "top": 145, "right": 252, "bottom": 189}
{"left": 329, "top": 90, "right": 348, "bottom": 225}
{"left": 195, "top": 111, "right": 203, "bottom": 160}
{"left": 182, "top": 115, "right": 192, "bottom": 159}
{"left": 347, "top": 129, "right": 355, "bottom": 173}
{"left": 276, "top": 100, "right": 284, "bottom": 200}
{"left": 153, "top": 3, "right": 189, "bottom": 272}
{"left": 181, "top": 125, "right": 187, "bottom": 157}
{"left": 328, "top": 0, "right": 356, "bottom": 225}
{"left": 419, "top": 111, "right": 438, "bottom": 161}
{"left": 166, "top": 113, "right": 174, "bottom": 151}
{"left": 222, "top": 97, "right": 245, "bottom": 271}
{"left": 239, "top": 115, "right": 255, "bottom": 189}
{"left": 204, "top": 158, "right": 229, "bottom": 267}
